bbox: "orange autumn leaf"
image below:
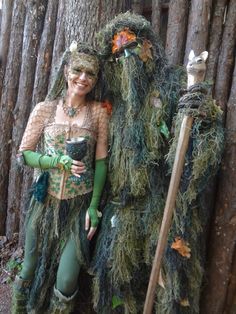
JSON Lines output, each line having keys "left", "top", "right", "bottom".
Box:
{"left": 112, "top": 28, "right": 136, "bottom": 54}
{"left": 171, "top": 237, "right": 191, "bottom": 258}
{"left": 139, "top": 39, "right": 153, "bottom": 62}
{"left": 102, "top": 101, "right": 112, "bottom": 115}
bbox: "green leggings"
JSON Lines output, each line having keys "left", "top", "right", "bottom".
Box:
{"left": 20, "top": 222, "right": 81, "bottom": 297}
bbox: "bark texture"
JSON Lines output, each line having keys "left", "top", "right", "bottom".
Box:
{"left": 184, "top": 0, "right": 212, "bottom": 64}
{"left": 165, "top": 0, "right": 188, "bottom": 65}
{"left": 200, "top": 55, "right": 236, "bottom": 314}
{"left": 205, "top": 0, "right": 229, "bottom": 83}
{"left": 225, "top": 245, "right": 236, "bottom": 314}
{"left": 131, "top": 0, "right": 143, "bottom": 14}
{"left": 65, "top": 0, "right": 130, "bottom": 48}
{"left": 0, "top": 0, "right": 26, "bottom": 236}
{"left": 152, "top": 0, "right": 161, "bottom": 37}
{"left": 0, "top": 0, "right": 14, "bottom": 99}
{"left": 31, "top": 0, "right": 58, "bottom": 107}
{"left": 6, "top": 0, "right": 47, "bottom": 240}
{"left": 213, "top": 0, "right": 236, "bottom": 113}
{"left": 0, "top": 0, "right": 14, "bottom": 233}
{"left": 17, "top": 0, "right": 58, "bottom": 243}
{"left": 224, "top": 58, "right": 236, "bottom": 314}
{"left": 48, "top": 0, "right": 65, "bottom": 89}
{"left": 65, "top": 0, "right": 100, "bottom": 47}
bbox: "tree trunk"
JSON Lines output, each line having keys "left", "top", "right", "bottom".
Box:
{"left": 131, "top": 0, "right": 143, "bottom": 14}
{"left": 213, "top": 0, "right": 236, "bottom": 114}
{"left": 0, "top": 0, "right": 26, "bottom": 237}
{"left": 48, "top": 0, "right": 65, "bottom": 89}
{"left": 65, "top": 0, "right": 100, "bottom": 47}
{"left": 6, "top": 0, "right": 47, "bottom": 240}
{"left": 184, "top": 0, "right": 212, "bottom": 65}
{"left": 65, "top": 0, "right": 131, "bottom": 48}
{"left": 200, "top": 54, "right": 236, "bottom": 314}
{"left": 17, "top": 0, "right": 59, "bottom": 243}
{"left": 152, "top": 0, "right": 161, "bottom": 37}
{"left": 205, "top": 0, "right": 229, "bottom": 84}
{"left": 0, "top": 0, "right": 14, "bottom": 234}
{"left": 224, "top": 58, "right": 236, "bottom": 314}
{"left": 97, "top": 0, "right": 132, "bottom": 32}
{"left": 31, "top": 0, "right": 58, "bottom": 107}
{"left": 0, "top": 0, "right": 14, "bottom": 99}
{"left": 225, "top": 248, "right": 236, "bottom": 313}
{"left": 65, "top": 0, "right": 129, "bottom": 47}
{"left": 165, "top": 0, "right": 188, "bottom": 65}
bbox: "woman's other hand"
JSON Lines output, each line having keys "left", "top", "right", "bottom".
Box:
{"left": 70, "top": 160, "right": 86, "bottom": 177}
{"left": 85, "top": 207, "right": 102, "bottom": 240}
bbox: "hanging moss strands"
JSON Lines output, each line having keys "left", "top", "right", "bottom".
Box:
{"left": 91, "top": 12, "right": 224, "bottom": 314}
{"left": 24, "top": 193, "right": 91, "bottom": 312}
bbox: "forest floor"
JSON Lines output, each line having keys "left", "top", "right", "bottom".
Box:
{"left": 0, "top": 274, "right": 12, "bottom": 314}
{"left": 0, "top": 234, "right": 22, "bottom": 314}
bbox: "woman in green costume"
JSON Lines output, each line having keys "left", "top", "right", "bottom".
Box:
{"left": 91, "top": 12, "right": 224, "bottom": 314}
{"left": 12, "top": 42, "right": 109, "bottom": 313}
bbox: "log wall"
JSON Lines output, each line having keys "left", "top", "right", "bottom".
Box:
{"left": 0, "top": 0, "right": 235, "bottom": 312}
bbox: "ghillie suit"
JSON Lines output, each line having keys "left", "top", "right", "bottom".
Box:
{"left": 91, "top": 12, "right": 224, "bottom": 314}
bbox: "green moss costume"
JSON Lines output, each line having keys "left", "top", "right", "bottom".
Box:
{"left": 91, "top": 12, "right": 224, "bottom": 314}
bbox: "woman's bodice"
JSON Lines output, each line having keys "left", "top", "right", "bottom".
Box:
{"left": 19, "top": 99, "right": 108, "bottom": 200}
{"left": 44, "top": 123, "right": 96, "bottom": 199}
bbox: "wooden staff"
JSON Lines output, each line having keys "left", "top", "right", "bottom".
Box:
{"left": 143, "top": 115, "right": 193, "bottom": 314}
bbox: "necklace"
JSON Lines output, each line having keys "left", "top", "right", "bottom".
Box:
{"left": 62, "top": 99, "right": 84, "bottom": 118}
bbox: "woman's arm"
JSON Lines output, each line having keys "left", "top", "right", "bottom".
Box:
{"left": 19, "top": 101, "right": 74, "bottom": 171}
{"left": 19, "top": 101, "right": 48, "bottom": 152}
{"left": 86, "top": 105, "right": 109, "bottom": 240}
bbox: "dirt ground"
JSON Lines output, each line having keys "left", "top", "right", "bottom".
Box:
{"left": 0, "top": 273, "right": 12, "bottom": 314}
{"left": 0, "top": 234, "right": 20, "bottom": 314}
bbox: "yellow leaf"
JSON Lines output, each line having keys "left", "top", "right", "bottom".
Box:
{"left": 180, "top": 298, "right": 190, "bottom": 307}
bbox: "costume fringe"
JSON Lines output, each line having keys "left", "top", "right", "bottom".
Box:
{"left": 25, "top": 193, "right": 91, "bottom": 313}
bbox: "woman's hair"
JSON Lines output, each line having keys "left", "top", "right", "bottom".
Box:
{"left": 47, "top": 42, "right": 101, "bottom": 101}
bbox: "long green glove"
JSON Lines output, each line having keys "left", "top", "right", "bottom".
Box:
{"left": 22, "top": 150, "right": 73, "bottom": 171}
{"left": 88, "top": 158, "right": 107, "bottom": 227}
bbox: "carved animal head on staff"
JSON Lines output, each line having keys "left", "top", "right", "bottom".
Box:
{"left": 187, "top": 50, "right": 208, "bottom": 87}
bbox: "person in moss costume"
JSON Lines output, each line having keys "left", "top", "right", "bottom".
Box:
{"left": 91, "top": 12, "right": 224, "bottom": 314}
{"left": 12, "top": 42, "right": 109, "bottom": 313}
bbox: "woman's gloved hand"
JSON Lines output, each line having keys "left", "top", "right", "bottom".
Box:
{"left": 22, "top": 150, "right": 73, "bottom": 170}
{"left": 85, "top": 207, "right": 102, "bottom": 241}
{"left": 85, "top": 158, "right": 107, "bottom": 240}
